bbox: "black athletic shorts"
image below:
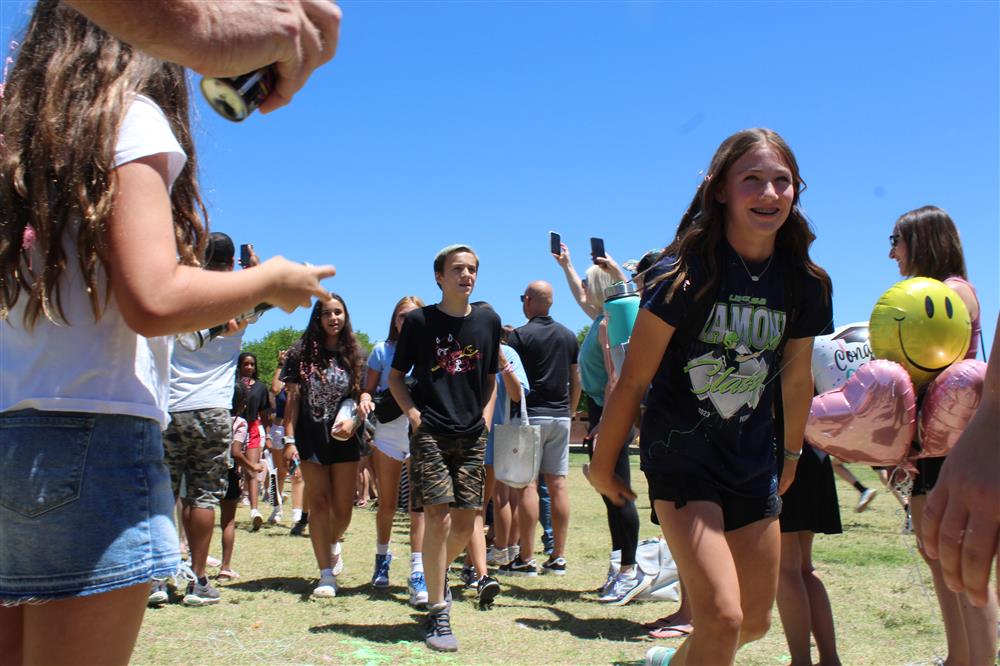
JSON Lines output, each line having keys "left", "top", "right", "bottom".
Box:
{"left": 645, "top": 470, "right": 782, "bottom": 532}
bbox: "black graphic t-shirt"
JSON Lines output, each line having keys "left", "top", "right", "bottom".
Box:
{"left": 508, "top": 316, "right": 579, "bottom": 417}
{"left": 392, "top": 305, "right": 501, "bottom": 436}
{"left": 640, "top": 241, "right": 833, "bottom": 495}
{"left": 281, "top": 345, "right": 352, "bottom": 448}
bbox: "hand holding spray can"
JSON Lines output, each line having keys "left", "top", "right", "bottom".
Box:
{"left": 200, "top": 67, "right": 275, "bottom": 122}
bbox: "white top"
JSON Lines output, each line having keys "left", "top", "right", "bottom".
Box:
{"left": 169, "top": 332, "right": 245, "bottom": 412}
{"left": 1, "top": 95, "right": 187, "bottom": 428}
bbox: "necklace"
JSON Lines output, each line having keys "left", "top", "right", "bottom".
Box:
{"left": 736, "top": 252, "right": 773, "bottom": 282}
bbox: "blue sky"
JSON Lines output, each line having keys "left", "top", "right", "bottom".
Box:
{"left": 2, "top": 1, "right": 997, "bottom": 353}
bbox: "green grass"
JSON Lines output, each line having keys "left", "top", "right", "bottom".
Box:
{"left": 134, "top": 457, "right": 953, "bottom": 665}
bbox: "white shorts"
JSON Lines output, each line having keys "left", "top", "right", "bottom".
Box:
{"left": 529, "top": 416, "right": 571, "bottom": 477}
{"left": 268, "top": 424, "right": 286, "bottom": 450}
{"left": 371, "top": 415, "right": 410, "bottom": 462}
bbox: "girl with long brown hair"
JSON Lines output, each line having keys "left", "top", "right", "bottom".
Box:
{"left": 281, "top": 294, "right": 370, "bottom": 598}
{"left": 589, "top": 128, "right": 833, "bottom": 665}
{"left": 891, "top": 205, "right": 996, "bottom": 666}
{"left": 0, "top": 3, "right": 331, "bottom": 663}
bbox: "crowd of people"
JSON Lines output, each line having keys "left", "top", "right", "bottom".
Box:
{"left": 0, "top": 2, "right": 998, "bottom": 665}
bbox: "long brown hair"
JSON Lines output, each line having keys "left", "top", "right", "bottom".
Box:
{"left": 387, "top": 295, "right": 425, "bottom": 343}
{"left": 293, "top": 294, "right": 365, "bottom": 400}
{"left": 894, "top": 206, "right": 967, "bottom": 281}
{"left": 0, "top": 0, "right": 207, "bottom": 329}
{"left": 656, "top": 128, "right": 830, "bottom": 303}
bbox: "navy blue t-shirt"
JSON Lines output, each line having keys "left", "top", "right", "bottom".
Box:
{"left": 639, "top": 241, "right": 833, "bottom": 496}
{"left": 392, "top": 305, "right": 501, "bottom": 437}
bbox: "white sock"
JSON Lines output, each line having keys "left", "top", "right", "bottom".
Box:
{"left": 376, "top": 543, "right": 390, "bottom": 556}
{"left": 507, "top": 545, "right": 518, "bottom": 561}
{"left": 320, "top": 567, "right": 333, "bottom": 579}
{"left": 411, "top": 552, "right": 424, "bottom": 574}
{"left": 332, "top": 541, "right": 342, "bottom": 558}
{"left": 292, "top": 508, "right": 303, "bottom": 522}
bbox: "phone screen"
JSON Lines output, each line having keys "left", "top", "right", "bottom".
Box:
{"left": 239, "top": 243, "right": 252, "bottom": 268}
{"left": 590, "top": 237, "right": 606, "bottom": 261}
{"left": 549, "top": 231, "right": 561, "bottom": 256}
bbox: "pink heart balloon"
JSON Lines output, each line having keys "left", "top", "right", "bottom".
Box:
{"left": 913, "top": 359, "right": 987, "bottom": 460}
{"left": 805, "top": 360, "right": 916, "bottom": 465}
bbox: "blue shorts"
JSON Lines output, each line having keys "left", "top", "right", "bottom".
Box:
{"left": 0, "top": 410, "right": 180, "bottom": 602}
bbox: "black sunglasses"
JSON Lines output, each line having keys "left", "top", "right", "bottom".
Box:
{"left": 889, "top": 233, "right": 901, "bottom": 248}
{"left": 520, "top": 294, "right": 527, "bottom": 302}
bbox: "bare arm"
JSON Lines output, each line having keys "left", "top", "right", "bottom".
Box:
{"left": 553, "top": 244, "right": 599, "bottom": 319}
{"left": 65, "top": 0, "right": 341, "bottom": 113}
{"left": 589, "top": 310, "right": 673, "bottom": 505}
{"left": 282, "top": 383, "right": 301, "bottom": 463}
{"left": 778, "top": 337, "right": 816, "bottom": 495}
{"left": 389, "top": 368, "right": 421, "bottom": 431}
{"left": 598, "top": 318, "right": 618, "bottom": 394}
{"left": 498, "top": 352, "right": 524, "bottom": 403}
{"left": 482, "top": 375, "right": 497, "bottom": 432}
{"left": 569, "top": 364, "right": 582, "bottom": 419}
{"left": 107, "top": 155, "right": 334, "bottom": 337}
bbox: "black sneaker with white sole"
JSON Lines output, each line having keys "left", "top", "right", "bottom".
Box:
{"left": 541, "top": 556, "right": 567, "bottom": 575}
{"left": 476, "top": 575, "right": 500, "bottom": 609}
{"left": 506, "top": 557, "right": 539, "bottom": 577}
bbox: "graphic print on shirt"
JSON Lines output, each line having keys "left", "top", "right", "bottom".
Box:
{"left": 431, "top": 333, "right": 481, "bottom": 376}
{"left": 684, "top": 295, "right": 786, "bottom": 420}
{"left": 307, "top": 362, "right": 350, "bottom": 422}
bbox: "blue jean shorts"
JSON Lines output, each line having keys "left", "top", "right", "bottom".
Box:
{"left": 0, "top": 410, "right": 180, "bottom": 603}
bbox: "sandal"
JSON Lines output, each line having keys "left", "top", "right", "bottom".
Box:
{"left": 648, "top": 624, "right": 693, "bottom": 640}
{"left": 217, "top": 569, "right": 241, "bottom": 582}
{"left": 643, "top": 612, "right": 682, "bottom": 630}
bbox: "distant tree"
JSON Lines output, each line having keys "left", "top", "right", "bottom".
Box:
{"left": 577, "top": 324, "right": 590, "bottom": 347}
{"left": 243, "top": 326, "right": 375, "bottom": 385}
{"left": 242, "top": 327, "right": 301, "bottom": 385}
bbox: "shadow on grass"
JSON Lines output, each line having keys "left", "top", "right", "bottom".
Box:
{"left": 227, "top": 576, "right": 314, "bottom": 599}
{"left": 309, "top": 620, "right": 421, "bottom": 642}
{"left": 494, "top": 580, "right": 590, "bottom": 604}
{"left": 514, "top": 607, "right": 647, "bottom": 641}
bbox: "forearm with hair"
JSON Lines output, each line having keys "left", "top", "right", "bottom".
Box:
{"left": 65, "top": 1, "right": 210, "bottom": 69}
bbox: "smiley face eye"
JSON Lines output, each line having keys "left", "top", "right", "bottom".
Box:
{"left": 945, "top": 297, "right": 954, "bottom": 319}
{"left": 924, "top": 295, "right": 934, "bottom": 318}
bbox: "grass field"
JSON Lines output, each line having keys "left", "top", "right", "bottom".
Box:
{"left": 133, "top": 456, "right": 955, "bottom": 665}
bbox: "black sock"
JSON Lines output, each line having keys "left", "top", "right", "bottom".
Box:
{"left": 854, "top": 481, "right": 867, "bottom": 493}
{"left": 300, "top": 511, "right": 309, "bottom": 524}
{"left": 197, "top": 576, "right": 208, "bottom": 586}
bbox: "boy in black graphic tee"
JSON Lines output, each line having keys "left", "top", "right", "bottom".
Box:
{"left": 389, "top": 245, "right": 500, "bottom": 653}
{"left": 587, "top": 129, "right": 833, "bottom": 665}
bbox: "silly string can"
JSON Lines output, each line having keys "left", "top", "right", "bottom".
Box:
{"left": 200, "top": 67, "right": 275, "bottom": 122}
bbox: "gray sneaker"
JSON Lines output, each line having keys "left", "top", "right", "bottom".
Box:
{"left": 424, "top": 607, "right": 458, "bottom": 652}
{"left": 147, "top": 579, "right": 169, "bottom": 607}
{"left": 183, "top": 579, "right": 221, "bottom": 606}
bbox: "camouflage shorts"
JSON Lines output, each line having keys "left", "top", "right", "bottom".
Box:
{"left": 409, "top": 425, "right": 487, "bottom": 510}
{"left": 163, "top": 408, "right": 232, "bottom": 509}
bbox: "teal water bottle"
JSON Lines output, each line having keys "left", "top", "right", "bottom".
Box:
{"left": 603, "top": 282, "right": 640, "bottom": 374}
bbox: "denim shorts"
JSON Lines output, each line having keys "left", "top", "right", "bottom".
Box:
{"left": 0, "top": 410, "right": 180, "bottom": 602}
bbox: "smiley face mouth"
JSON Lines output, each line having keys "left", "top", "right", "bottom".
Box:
{"left": 894, "top": 317, "right": 955, "bottom": 373}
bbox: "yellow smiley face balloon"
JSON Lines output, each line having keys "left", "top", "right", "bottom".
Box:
{"left": 869, "top": 277, "right": 971, "bottom": 387}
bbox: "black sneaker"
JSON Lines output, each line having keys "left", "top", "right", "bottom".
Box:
{"left": 459, "top": 565, "right": 476, "bottom": 589}
{"left": 424, "top": 607, "right": 458, "bottom": 652}
{"left": 506, "top": 557, "right": 539, "bottom": 577}
{"left": 289, "top": 516, "right": 308, "bottom": 537}
{"left": 476, "top": 575, "right": 500, "bottom": 610}
{"left": 541, "top": 556, "right": 567, "bottom": 576}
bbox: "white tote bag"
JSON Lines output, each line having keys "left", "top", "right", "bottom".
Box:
{"left": 493, "top": 398, "right": 542, "bottom": 489}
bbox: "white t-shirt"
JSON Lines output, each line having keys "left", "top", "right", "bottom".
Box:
{"left": 169, "top": 332, "right": 245, "bottom": 412}
{"left": 1, "top": 95, "right": 187, "bottom": 428}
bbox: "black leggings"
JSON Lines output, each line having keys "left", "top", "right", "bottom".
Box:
{"left": 586, "top": 397, "right": 640, "bottom": 567}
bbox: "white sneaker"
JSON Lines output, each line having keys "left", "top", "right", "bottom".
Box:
{"left": 487, "top": 545, "right": 511, "bottom": 567}
{"left": 599, "top": 570, "right": 652, "bottom": 606}
{"left": 331, "top": 542, "right": 344, "bottom": 575}
{"left": 268, "top": 508, "right": 283, "bottom": 524}
{"left": 312, "top": 574, "right": 338, "bottom": 598}
{"left": 250, "top": 508, "right": 264, "bottom": 532}
{"left": 856, "top": 488, "right": 878, "bottom": 513}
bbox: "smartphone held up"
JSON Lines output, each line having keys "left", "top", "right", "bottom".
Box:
{"left": 549, "top": 231, "right": 562, "bottom": 257}
{"left": 590, "top": 237, "right": 606, "bottom": 263}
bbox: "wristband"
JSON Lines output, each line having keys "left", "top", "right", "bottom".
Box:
{"left": 284, "top": 436, "right": 296, "bottom": 445}
{"left": 783, "top": 448, "right": 802, "bottom": 461}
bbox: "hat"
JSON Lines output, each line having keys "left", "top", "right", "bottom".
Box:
{"left": 205, "top": 232, "right": 235, "bottom": 267}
